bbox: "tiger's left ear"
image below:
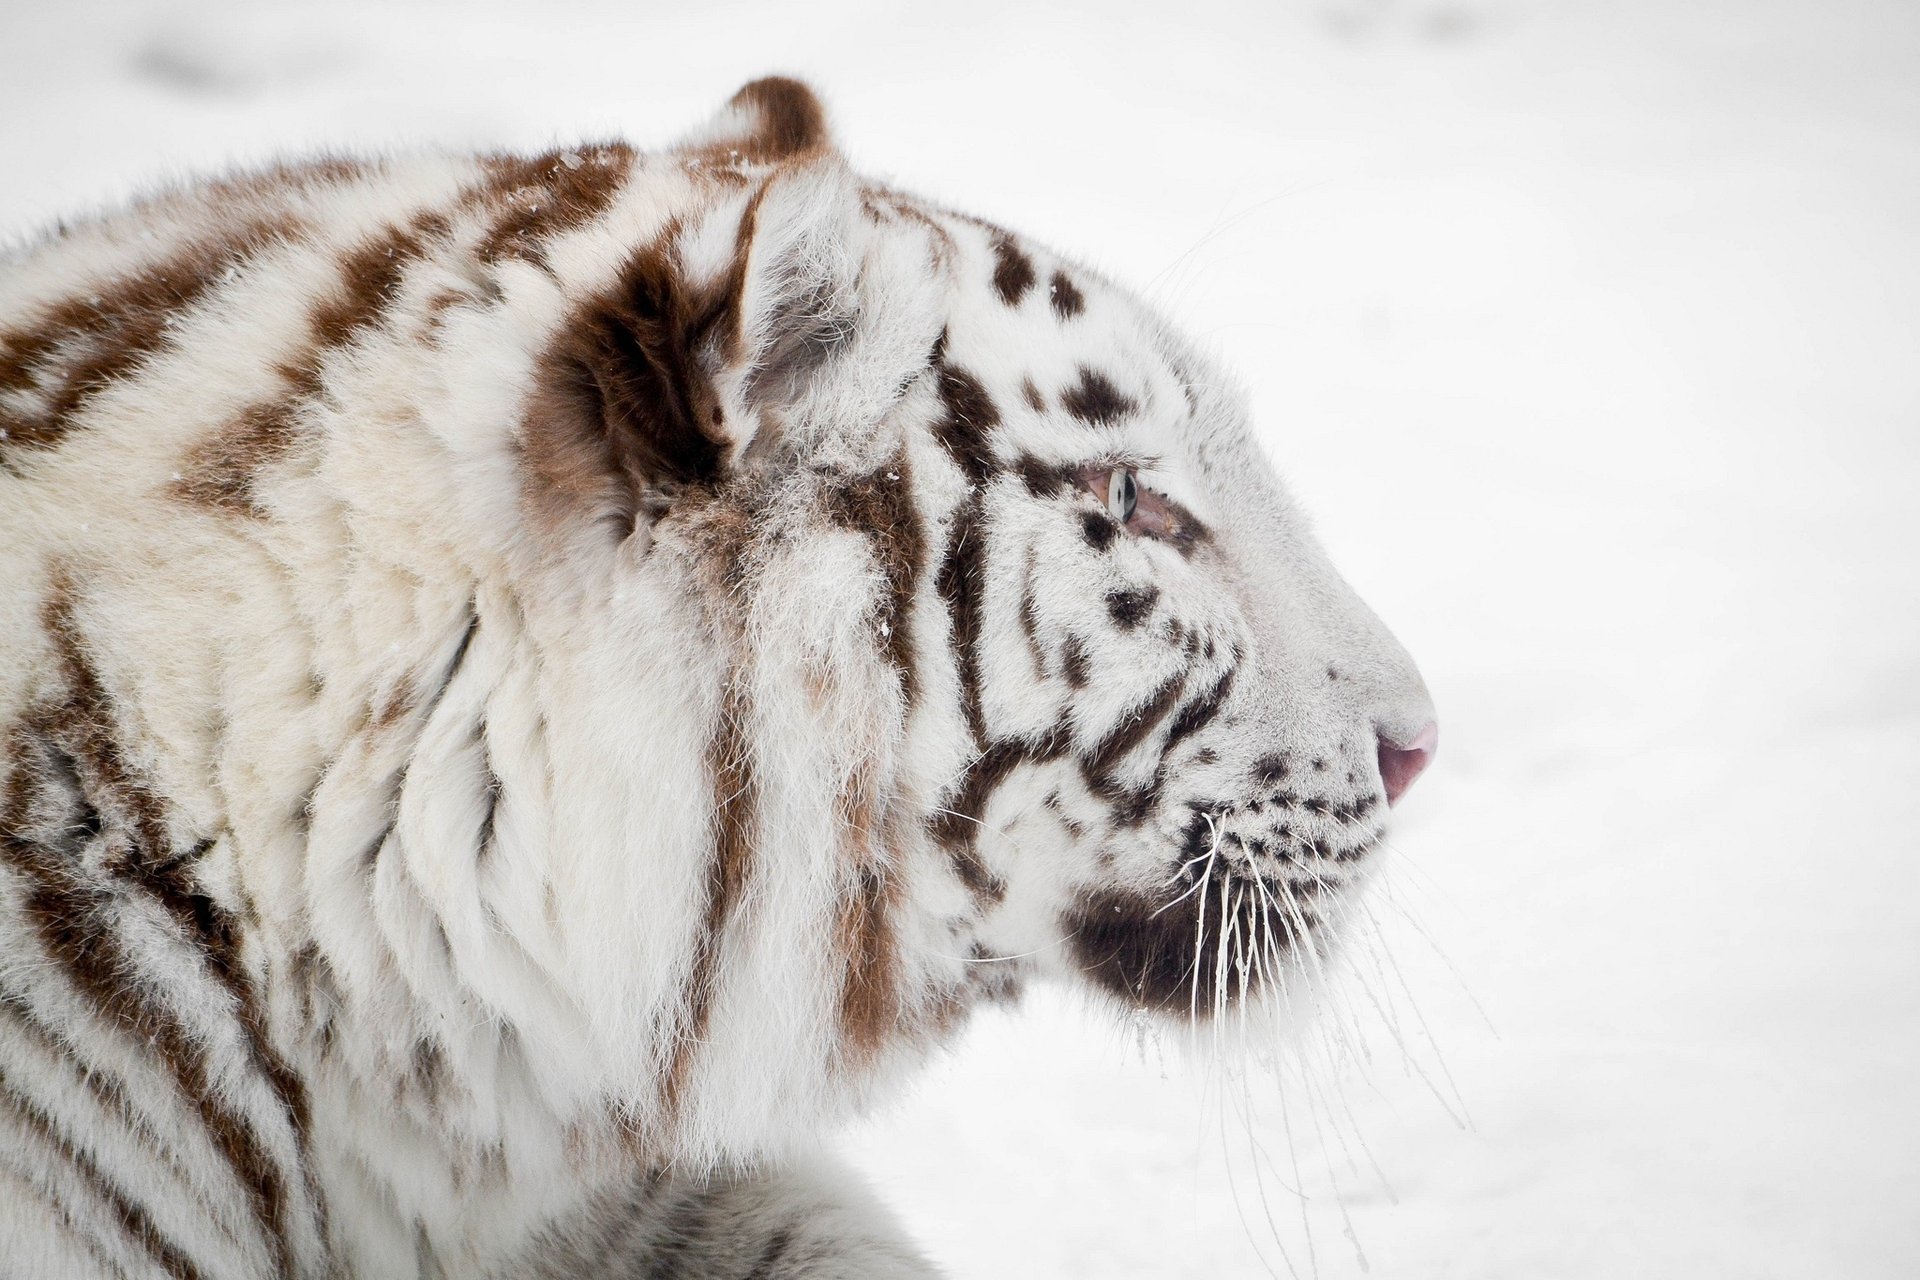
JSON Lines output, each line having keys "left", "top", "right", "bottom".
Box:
{"left": 674, "top": 76, "right": 834, "bottom": 166}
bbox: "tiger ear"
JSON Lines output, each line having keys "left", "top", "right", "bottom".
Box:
{"left": 675, "top": 76, "right": 834, "bottom": 166}
{"left": 709, "top": 157, "right": 868, "bottom": 437}
{"left": 524, "top": 153, "right": 873, "bottom": 534}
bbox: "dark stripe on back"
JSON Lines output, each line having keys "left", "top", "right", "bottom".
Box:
{"left": 0, "top": 219, "right": 299, "bottom": 470}
{"left": 0, "top": 987, "right": 253, "bottom": 1260}
{"left": 473, "top": 144, "right": 636, "bottom": 266}
{"left": 175, "top": 215, "right": 447, "bottom": 516}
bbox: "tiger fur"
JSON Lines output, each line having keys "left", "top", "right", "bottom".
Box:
{"left": 0, "top": 78, "right": 1437, "bottom": 1278}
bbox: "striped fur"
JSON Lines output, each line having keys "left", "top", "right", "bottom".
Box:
{"left": 0, "top": 79, "right": 1434, "bottom": 1277}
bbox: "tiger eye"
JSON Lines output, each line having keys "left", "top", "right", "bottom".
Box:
{"left": 1106, "top": 468, "right": 1138, "bottom": 522}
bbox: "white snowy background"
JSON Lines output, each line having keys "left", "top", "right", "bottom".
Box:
{"left": 3, "top": 0, "right": 1915, "bottom": 1276}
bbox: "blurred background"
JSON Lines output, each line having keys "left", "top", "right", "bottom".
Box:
{"left": 4, "top": 1, "right": 1914, "bottom": 1275}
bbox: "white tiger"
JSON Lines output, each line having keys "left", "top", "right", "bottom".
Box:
{"left": 0, "top": 78, "right": 1437, "bottom": 1278}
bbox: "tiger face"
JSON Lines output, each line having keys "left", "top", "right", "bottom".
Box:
{"left": 880, "top": 220, "right": 1439, "bottom": 1021}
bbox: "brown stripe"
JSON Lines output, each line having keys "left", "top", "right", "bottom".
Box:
{"left": 934, "top": 496, "right": 988, "bottom": 747}
{"left": 0, "top": 1078, "right": 207, "bottom": 1280}
{"left": 1017, "top": 548, "right": 1046, "bottom": 682}
{"left": 833, "top": 777, "right": 901, "bottom": 1061}
{"left": 928, "top": 723, "right": 1074, "bottom": 897}
{"left": 0, "top": 1161, "right": 127, "bottom": 1279}
{"left": 4, "top": 863, "right": 283, "bottom": 1275}
{"left": 930, "top": 356, "right": 1000, "bottom": 484}
{"left": 204, "top": 154, "right": 370, "bottom": 201}
{"left": 2, "top": 580, "right": 310, "bottom": 1269}
{"left": 822, "top": 452, "right": 926, "bottom": 708}
{"left": 1, "top": 991, "right": 206, "bottom": 1219}
{"left": 1082, "top": 674, "right": 1187, "bottom": 786}
{"left": 175, "top": 216, "right": 446, "bottom": 516}
{"left": 660, "top": 680, "right": 759, "bottom": 1119}
{"left": 1060, "top": 634, "right": 1091, "bottom": 688}
{"left": 42, "top": 585, "right": 313, "bottom": 1179}
{"left": 835, "top": 864, "right": 899, "bottom": 1058}
{"left": 0, "top": 219, "right": 299, "bottom": 468}
{"left": 1162, "top": 668, "right": 1235, "bottom": 753}
{"left": 473, "top": 143, "right": 636, "bottom": 266}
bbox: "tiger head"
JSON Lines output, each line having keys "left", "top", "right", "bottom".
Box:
{"left": 511, "top": 79, "right": 1435, "bottom": 1156}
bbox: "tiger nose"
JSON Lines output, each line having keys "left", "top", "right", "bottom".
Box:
{"left": 1377, "top": 721, "right": 1437, "bottom": 806}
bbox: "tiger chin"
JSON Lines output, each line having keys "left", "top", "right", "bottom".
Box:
{"left": 0, "top": 78, "right": 1435, "bottom": 1279}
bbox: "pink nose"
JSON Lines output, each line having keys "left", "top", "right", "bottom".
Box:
{"left": 1377, "top": 722, "right": 1437, "bottom": 806}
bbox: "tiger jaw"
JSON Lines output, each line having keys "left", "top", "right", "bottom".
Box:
{"left": 967, "top": 749, "right": 1390, "bottom": 1016}
{"left": 1062, "top": 785, "right": 1387, "bottom": 1014}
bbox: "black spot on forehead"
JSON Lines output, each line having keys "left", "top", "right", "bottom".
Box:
{"left": 1048, "top": 270, "right": 1085, "bottom": 320}
{"left": 990, "top": 232, "right": 1036, "bottom": 307}
{"left": 1060, "top": 368, "right": 1136, "bottom": 425}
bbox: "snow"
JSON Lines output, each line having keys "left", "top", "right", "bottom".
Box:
{"left": 4, "top": 1, "right": 1916, "bottom": 1275}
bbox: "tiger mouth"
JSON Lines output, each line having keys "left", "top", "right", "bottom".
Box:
{"left": 1063, "top": 874, "right": 1321, "bottom": 1014}
{"left": 1065, "top": 798, "right": 1384, "bottom": 1014}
